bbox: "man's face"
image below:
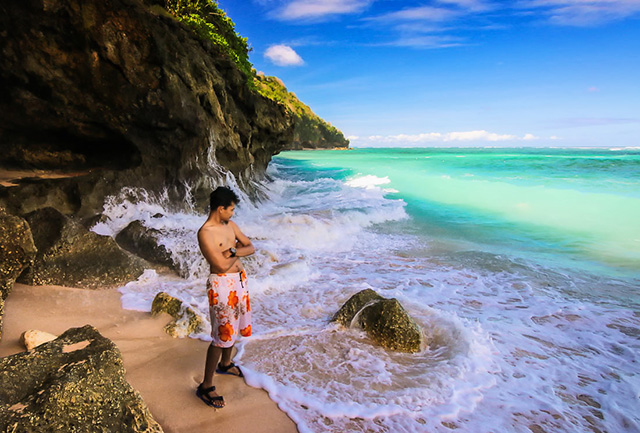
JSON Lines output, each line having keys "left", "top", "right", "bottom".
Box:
{"left": 219, "top": 203, "right": 235, "bottom": 222}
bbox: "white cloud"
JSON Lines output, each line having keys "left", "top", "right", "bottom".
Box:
{"left": 522, "top": 0, "right": 640, "bottom": 25}
{"left": 382, "top": 35, "right": 465, "bottom": 48}
{"left": 437, "top": 0, "right": 494, "bottom": 12}
{"left": 351, "top": 130, "right": 543, "bottom": 146}
{"left": 370, "top": 6, "right": 461, "bottom": 22}
{"left": 264, "top": 45, "right": 305, "bottom": 66}
{"left": 278, "top": 0, "right": 372, "bottom": 20}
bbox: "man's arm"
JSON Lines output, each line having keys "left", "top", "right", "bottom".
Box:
{"left": 230, "top": 221, "right": 255, "bottom": 257}
{"left": 198, "top": 228, "right": 238, "bottom": 273}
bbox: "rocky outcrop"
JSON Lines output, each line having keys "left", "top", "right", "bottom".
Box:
{"left": 18, "top": 207, "right": 146, "bottom": 288}
{"left": 255, "top": 74, "right": 349, "bottom": 150}
{"left": 0, "top": 0, "right": 294, "bottom": 218}
{"left": 0, "top": 210, "right": 37, "bottom": 340}
{"left": 333, "top": 289, "right": 423, "bottom": 353}
{"left": 332, "top": 288, "right": 384, "bottom": 326}
{"left": 0, "top": 325, "right": 163, "bottom": 432}
{"left": 0, "top": 211, "right": 36, "bottom": 300}
{"left": 20, "top": 329, "right": 58, "bottom": 351}
{"left": 151, "top": 292, "right": 204, "bottom": 337}
{"left": 116, "top": 221, "right": 176, "bottom": 272}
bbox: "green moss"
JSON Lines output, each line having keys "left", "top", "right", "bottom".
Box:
{"left": 164, "top": 0, "right": 254, "bottom": 85}
{"left": 151, "top": 292, "right": 204, "bottom": 337}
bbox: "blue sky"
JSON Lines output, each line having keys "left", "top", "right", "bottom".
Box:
{"left": 221, "top": 0, "right": 640, "bottom": 147}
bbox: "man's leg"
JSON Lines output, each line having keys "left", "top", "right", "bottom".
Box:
{"left": 203, "top": 344, "right": 223, "bottom": 388}
{"left": 219, "top": 345, "right": 243, "bottom": 375}
{"left": 196, "top": 343, "right": 226, "bottom": 408}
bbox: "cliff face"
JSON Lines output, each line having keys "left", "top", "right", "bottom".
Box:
{"left": 0, "top": 0, "right": 294, "bottom": 217}
{"left": 255, "top": 74, "right": 349, "bottom": 150}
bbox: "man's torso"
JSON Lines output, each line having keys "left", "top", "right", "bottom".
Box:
{"left": 201, "top": 222, "right": 245, "bottom": 274}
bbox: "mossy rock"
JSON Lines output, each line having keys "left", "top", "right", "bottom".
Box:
{"left": 18, "top": 208, "right": 146, "bottom": 289}
{"left": 333, "top": 289, "right": 423, "bottom": 353}
{"left": 151, "top": 292, "right": 204, "bottom": 337}
{"left": 0, "top": 325, "right": 163, "bottom": 432}
{"left": 0, "top": 297, "right": 4, "bottom": 342}
{"left": 358, "top": 299, "right": 423, "bottom": 353}
{"left": 115, "top": 221, "right": 176, "bottom": 272}
{"left": 0, "top": 210, "right": 37, "bottom": 341}
{"left": 332, "top": 288, "right": 384, "bottom": 326}
{"left": 0, "top": 211, "right": 37, "bottom": 300}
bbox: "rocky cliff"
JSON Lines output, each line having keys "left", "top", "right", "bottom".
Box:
{"left": 255, "top": 74, "right": 350, "bottom": 150}
{"left": 0, "top": 0, "right": 294, "bottom": 218}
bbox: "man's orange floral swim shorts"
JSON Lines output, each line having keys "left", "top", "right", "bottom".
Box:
{"left": 206, "top": 270, "right": 252, "bottom": 348}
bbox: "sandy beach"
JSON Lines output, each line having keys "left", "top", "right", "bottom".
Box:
{"left": 0, "top": 283, "right": 298, "bottom": 433}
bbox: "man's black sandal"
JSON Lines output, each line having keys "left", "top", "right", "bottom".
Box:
{"left": 196, "top": 383, "right": 225, "bottom": 408}
{"left": 216, "top": 362, "right": 244, "bottom": 377}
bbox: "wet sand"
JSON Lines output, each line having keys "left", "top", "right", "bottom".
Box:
{"left": 0, "top": 284, "right": 298, "bottom": 433}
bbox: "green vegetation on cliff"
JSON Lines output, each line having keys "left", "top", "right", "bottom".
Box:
{"left": 255, "top": 74, "right": 349, "bottom": 149}
{"left": 164, "top": 0, "right": 253, "bottom": 81}
{"left": 162, "top": 0, "right": 348, "bottom": 149}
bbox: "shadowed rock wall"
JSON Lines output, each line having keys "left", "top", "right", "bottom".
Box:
{"left": 0, "top": 0, "right": 294, "bottom": 217}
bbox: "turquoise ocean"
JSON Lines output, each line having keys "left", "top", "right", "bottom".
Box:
{"left": 96, "top": 147, "right": 640, "bottom": 433}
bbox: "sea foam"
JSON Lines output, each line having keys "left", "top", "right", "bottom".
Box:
{"left": 101, "top": 151, "right": 640, "bottom": 433}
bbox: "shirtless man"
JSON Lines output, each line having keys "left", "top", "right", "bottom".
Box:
{"left": 196, "top": 186, "right": 255, "bottom": 408}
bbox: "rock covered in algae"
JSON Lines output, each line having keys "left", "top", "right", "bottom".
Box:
{"left": 115, "top": 221, "right": 178, "bottom": 273}
{"left": 333, "top": 289, "right": 423, "bottom": 353}
{"left": 0, "top": 325, "right": 163, "bottom": 432}
{"left": 17, "top": 207, "right": 146, "bottom": 289}
{"left": 151, "top": 292, "right": 204, "bottom": 338}
{"left": 0, "top": 210, "right": 37, "bottom": 299}
{"left": 332, "top": 288, "right": 384, "bottom": 326}
{"left": 0, "top": 209, "right": 37, "bottom": 340}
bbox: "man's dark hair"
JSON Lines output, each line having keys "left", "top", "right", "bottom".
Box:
{"left": 210, "top": 186, "right": 240, "bottom": 211}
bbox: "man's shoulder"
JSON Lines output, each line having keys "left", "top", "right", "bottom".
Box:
{"left": 198, "top": 222, "right": 218, "bottom": 236}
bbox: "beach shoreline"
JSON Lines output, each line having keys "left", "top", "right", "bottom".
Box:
{"left": 0, "top": 283, "right": 298, "bottom": 433}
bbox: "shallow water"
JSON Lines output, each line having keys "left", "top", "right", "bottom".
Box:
{"left": 97, "top": 147, "right": 640, "bottom": 433}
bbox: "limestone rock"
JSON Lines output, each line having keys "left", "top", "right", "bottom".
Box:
{"left": 116, "top": 221, "right": 176, "bottom": 272}
{"left": 20, "top": 329, "right": 58, "bottom": 351}
{"left": 0, "top": 210, "right": 37, "bottom": 340}
{"left": 18, "top": 207, "right": 146, "bottom": 289}
{"left": 0, "top": 211, "right": 37, "bottom": 300}
{"left": 332, "top": 288, "right": 384, "bottom": 326}
{"left": 0, "top": 325, "right": 163, "bottom": 432}
{"left": 81, "top": 213, "right": 109, "bottom": 230}
{"left": 0, "top": 298, "right": 4, "bottom": 343}
{"left": 0, "top": 0, "right": 293, "bottom": 218}
{"left": 333, "top": 289, "right": 423, "bottom": 353}
{"left": 151, "top": 292, "right": 204, "bottom": 338}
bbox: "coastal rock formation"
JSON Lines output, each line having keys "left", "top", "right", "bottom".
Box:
{"left": 151, "top": 292, "right": 204, "bottom": 337}
{"left": 255, "top": 74, "right": 349, "bottom": 150}
{"left": 0, "top": 210, "right": 37, "bottom": 340}
{"left": 20, "top": 329, "right": 58, "bottom": 351}
{"left": 332, "top": 289, "right": 384, "bottom": 326}
{"left": 0, "top": 0, "right": 293, "bottom": 218}
{"left": 0, "top": 325, "right": 162, "bottom": 432}
{"left": 333, "top": 289, "right": 423, "bottom": 353}
{"left": 18, "top": 207, "right": 146, "bottom": 289}
{"left": 0, "top": 211, "right": 37, "bottom": 300}
{"left": 116, "top": 221, "right": 177, "bottom": 272}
